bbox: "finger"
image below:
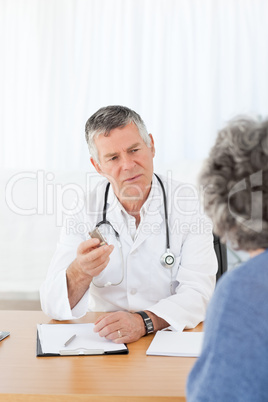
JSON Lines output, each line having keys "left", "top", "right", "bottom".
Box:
{"left": 81, "top": 244, "right": 114, "bottom": 265}
{"left": 113, "top": 334, "right": 128, "bottom": 344}
{"left": 79, "top": 251, "right": 111, "bottom": 277}
{"left": 89, "top": 259, "right": 110, "bottom": 277}
{"left": 97, "top": 321, "right": 122, "bottom": 338}
{"left": 78, "top": 245, "right": 114, "bottom": 277}
{"left": 78, "top": 238, "right": 100, "bottom": 254}
{"left": 94, "top": 313, "right": 110, "bottom": 325}
{"left": 104, "top": 328, "right": 124, "bottom": 341}
{"left": 94, "top": 313, "right": 119, "bottom": 333}
{"left": 90, "top": 244, "right": 114, "bottom": 260}
{"left": 94, "top": 311, "right": 128, "bottom": 329}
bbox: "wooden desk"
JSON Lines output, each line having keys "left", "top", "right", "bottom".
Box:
{"left": 0, "top": 310, "right": 202, "bottom": 401}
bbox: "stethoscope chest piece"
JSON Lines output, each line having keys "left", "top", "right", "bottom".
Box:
{"left": 160, "top": 249, "right": 175, "bottom": 268}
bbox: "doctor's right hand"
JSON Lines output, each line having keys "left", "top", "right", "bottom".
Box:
{"left": 75, "top": 238, "right": 114, "bottom": 278}
{"left": 66, "top": 238, "right": 114, "bottom": 309}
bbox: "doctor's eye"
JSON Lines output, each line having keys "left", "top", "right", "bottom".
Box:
{"left": 109, "top": 156, "right": 118, "bottom": 161}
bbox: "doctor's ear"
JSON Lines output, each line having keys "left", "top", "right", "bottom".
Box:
{"left": 90, "top": 157, "right": 103, "bottom": 174}
{"left": 149, "top": 134, "right": 155, "bottom": 157}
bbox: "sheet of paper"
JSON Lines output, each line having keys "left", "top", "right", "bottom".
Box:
{"left": 37, "top": 323, "right": 127, "bottom": 354}
{"left": 146, "top": 331, "right": 204, "bottom": 357}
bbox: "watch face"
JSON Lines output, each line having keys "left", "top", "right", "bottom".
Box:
{"left": 145, "top": 318, "right": 154, "bottom": 334}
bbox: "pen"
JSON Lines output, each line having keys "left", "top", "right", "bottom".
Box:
{"left": 0, "top": 331, "right": 10, "bottom": 341}
{"left": 64, "top": 334, "right": 76, "bottom": 347}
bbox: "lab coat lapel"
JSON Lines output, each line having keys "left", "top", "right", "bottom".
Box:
{"left": 131, "top": 189, "right": 164, "bottom": 252}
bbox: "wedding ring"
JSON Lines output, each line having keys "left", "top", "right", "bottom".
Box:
{"left": 117, "top": 330, "right": 122, "bottom": 338}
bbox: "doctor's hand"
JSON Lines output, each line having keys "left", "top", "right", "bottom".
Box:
{"left": 66, "top": 238, "right": 114, "bottom": 310}
{"left": 94, "top": 311, "right": 146, "bottom": 344}
{"left": 75, "top": 238, "right": 114, "bottom": 278}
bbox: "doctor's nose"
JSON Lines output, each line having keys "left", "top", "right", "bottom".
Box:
{"left": 120, "top": 155, "right": 136, "bottom": 170}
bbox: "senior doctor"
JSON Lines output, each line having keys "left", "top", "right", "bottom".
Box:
{"left": 40, "top": 105, "right": 217, "bottom": 344}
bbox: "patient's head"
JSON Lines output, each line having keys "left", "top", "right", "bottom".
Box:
{"left": 199, "top": 116, "right": 268, "bottom": 251}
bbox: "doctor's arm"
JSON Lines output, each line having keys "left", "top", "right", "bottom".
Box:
{"left": 40, "top": 236, "right": 114, "bottom": 320}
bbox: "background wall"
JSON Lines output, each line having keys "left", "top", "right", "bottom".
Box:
{"left": 1, "top": 0, "right": 267, "bottom": 303}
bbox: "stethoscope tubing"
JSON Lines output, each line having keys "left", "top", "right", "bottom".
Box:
{"left": 92, "top": 174, "right": 175, "bottom": 288}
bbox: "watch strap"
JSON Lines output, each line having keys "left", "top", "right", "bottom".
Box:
{"left": 135, "top": 311, "right": 154, "bottom": 335}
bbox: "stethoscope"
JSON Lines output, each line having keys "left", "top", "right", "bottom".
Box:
{"left": 92, "top": 174, "right": 175, "bottom": 288}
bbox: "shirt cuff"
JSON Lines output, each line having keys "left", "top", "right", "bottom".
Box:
{"left": 147, "top": 305, "right": 185, "bottom": 332}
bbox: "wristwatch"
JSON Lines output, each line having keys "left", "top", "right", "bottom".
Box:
{"left": 135, "top": 311, "right": 154, "bottom": 335}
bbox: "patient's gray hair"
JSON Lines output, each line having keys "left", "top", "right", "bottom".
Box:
{"left": 85, "top": 105, "right": 151, "bottom": 162}
{"left": 199, "top": 116, "right": 268, "bottom": 251}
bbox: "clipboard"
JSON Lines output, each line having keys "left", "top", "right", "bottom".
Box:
{"left": 36, "top": 323, "right": 128, "bottom": 357}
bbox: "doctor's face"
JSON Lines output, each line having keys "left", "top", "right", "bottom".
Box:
{"left": 91, "top": 122, "right": 155, "bottom": 204}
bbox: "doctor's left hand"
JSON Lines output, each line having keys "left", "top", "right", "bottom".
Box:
{"left": 93, "top": 311, "right": 146, "bottom": 343}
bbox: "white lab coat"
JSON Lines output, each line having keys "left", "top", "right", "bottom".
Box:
{"left": 40, "top": 174, "right": 217, "bottom": 331}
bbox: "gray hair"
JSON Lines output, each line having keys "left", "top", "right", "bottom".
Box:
{"left": 85, "top": 105, "right": 151, "bottom": 162}
{"left": 199, "top": 116, "right": 268, "bottom": 251}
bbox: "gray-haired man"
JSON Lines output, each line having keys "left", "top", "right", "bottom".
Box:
{"left": 40, "top": 105, "right": 217, "bottom": 344}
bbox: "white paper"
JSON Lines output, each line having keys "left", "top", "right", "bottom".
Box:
{"left": 146, "top": 331, "right": 204, "bottom": 357}
{"left": 37, "top": 323, "right": 127, "bottom": 354}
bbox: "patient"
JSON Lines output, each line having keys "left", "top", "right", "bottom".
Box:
{"left": 187, "top": 116, "right": 268, "bottom": 401}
